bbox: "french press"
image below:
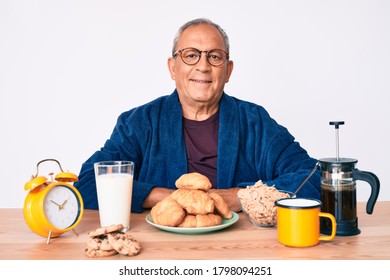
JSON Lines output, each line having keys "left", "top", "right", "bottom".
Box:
{"left": 319, "top": 121, "right": 380, "bottom": 236}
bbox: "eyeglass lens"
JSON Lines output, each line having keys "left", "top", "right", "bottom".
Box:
{"left": 179, "top": 48, "right": 227, "bottom": 66}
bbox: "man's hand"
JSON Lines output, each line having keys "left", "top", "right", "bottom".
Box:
{"left": 208, "top": 188, "right": 242, "bottom": 212}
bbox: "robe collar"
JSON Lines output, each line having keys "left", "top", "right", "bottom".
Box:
{"left": 168, "top": 90, "right": 239, "bottom": 189}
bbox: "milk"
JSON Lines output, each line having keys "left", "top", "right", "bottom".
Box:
{"left": 96, "top": 173, "right": 133, "bottom": 229}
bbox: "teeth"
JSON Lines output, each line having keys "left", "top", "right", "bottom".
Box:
{"left": 191, "top": 79, "right": 211, "bottom": 83}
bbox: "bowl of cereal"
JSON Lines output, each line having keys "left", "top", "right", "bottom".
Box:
{"left": 237, "top": 181, "right": 295, "bottom": 227}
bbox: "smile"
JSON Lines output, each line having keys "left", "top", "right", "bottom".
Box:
{"left": 190, "top": 79, "right": 212, "bottom": 84}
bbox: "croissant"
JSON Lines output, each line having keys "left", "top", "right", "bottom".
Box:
{"left": 177, "top": 214, "right": 197, "bottom": 228}
{"left": 150, "top": 197, "right": 185, "bottom": 227}
{"left": 208, "top": 191, "right": 233, "bottom": 219}
{"left": 178, "top": 213, "right": 222, "bottom": 228}
{"left": 170, "top": 189, "right": 214, "bottom": 215}
{"left": 196, "top": 213, "right": 222, "bottom": 227}
{"left": 175, "top": 172, "right": 212, "bottom": 191}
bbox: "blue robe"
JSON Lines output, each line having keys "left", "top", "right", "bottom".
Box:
{"left": 74, "top": 90, "right": 321, "bottom": 212}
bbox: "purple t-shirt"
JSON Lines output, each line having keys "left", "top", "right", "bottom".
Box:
{"left": 182, "top": 111, "right": 219, "bottom": 188}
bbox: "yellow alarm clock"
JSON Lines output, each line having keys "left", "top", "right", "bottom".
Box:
{"left": 24, "top": 158, "right": 84, "bottom": 243}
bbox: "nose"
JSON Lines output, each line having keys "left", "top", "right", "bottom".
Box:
{"left": 196, "top": 52, "right": 211, "bottom": 71}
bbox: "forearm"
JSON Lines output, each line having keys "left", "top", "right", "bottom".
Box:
{"left": 142, "top": 187, "right": 174, "bottom": 209}
{"left": 209, "top": 188, "right": 242, "bottom": 212}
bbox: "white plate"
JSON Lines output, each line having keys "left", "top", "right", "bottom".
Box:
{"left": 145, "top": 212, "right": 239, "bottom": 234}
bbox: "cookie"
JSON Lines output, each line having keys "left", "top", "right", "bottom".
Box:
{"left": 107, "top": 232, "right": 141, "bottom": 256}
{"left": 88, "top": 224, "right": 124, "bottom": 237}
{"left": 85, "top": 247, "right": 118, "bottom": 258}
{"left": 87, "top": 236, "right": 114, "bottom": 251}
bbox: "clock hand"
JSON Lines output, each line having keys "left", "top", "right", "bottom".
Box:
{"left": 59, "top": 199, "right": 69, "bottom": 210}
{"left": 50, "top": 200, "right": 61, "bottom": 210}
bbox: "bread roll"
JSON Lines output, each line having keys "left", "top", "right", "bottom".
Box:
{"left": 175, "top": 172, "right": 212, "bottom": 191}
{"left": 150, "top": 197, "right": 185, "bottom": 227}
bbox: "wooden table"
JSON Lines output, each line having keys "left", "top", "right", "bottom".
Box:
{"left": 1, "top": 202, "right": 389, "bottom": 260}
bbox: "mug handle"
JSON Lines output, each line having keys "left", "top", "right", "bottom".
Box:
{"left": 318, "top": 212, "right": 336, "bottom": 241}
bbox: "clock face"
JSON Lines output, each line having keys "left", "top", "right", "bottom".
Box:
{"left": 43, "top": 185, "right": 82, "bottom": 229}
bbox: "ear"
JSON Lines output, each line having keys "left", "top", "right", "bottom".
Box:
{"left": 167, "top": 57, "right": 176, "bottom": 80}
{"left": 224, "top": 60, "right": 234, "bottom": 83}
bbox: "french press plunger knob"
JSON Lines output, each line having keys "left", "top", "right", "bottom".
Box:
{"left": 319, "top": 121, "right": 380, "bottom": 236}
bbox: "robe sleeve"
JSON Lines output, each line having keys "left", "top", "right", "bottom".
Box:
{"left": 74, "top": 111, "right": 156, "bottom": 213}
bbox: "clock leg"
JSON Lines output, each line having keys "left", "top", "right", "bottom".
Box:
{"left": 46, "top": 229, "right": 52, "bottom": 244}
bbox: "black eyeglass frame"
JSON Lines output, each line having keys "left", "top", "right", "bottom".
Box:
{"left": 173, "top": 47, "right": 229, "bottom": 67}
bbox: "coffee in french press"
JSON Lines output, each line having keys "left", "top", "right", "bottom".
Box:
{"left": 319, "top": 121, "right": 380, "bottom": 236}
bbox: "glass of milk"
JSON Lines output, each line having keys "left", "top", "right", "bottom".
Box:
{"left": 94, "top": 161, "right": 134, "bottom": 230}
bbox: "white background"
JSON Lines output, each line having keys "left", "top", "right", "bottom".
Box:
{"left": 1, "top": 0, "right": 389, "bottom": 208}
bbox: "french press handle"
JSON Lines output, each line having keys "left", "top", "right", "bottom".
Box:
{"left": 352, "top": 169, "right": 380, "bottom": 214}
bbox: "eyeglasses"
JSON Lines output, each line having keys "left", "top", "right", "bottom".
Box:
{"left": 173, "top": 47, "right": 229, "bottom": 67}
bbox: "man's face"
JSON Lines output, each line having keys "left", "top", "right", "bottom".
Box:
{"left": 168, "top": 24, "right": 234, "bottom": 110}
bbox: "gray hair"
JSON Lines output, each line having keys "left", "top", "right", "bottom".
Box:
{"left": 171, "top": 18, "right": 230, "bottom": 56}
